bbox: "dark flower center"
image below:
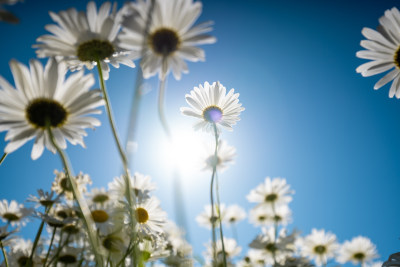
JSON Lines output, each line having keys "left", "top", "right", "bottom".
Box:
{"left": 149, "top": 28, "right": 180, "bottom": 56}
{"left": 136, "top": 207, "right": 149, "bottom": 224}
{"left": 103, "top": 235, "right": 124, "bottom": 252}
{"left": 17, "top": 256, "right": 30, "bottom": 266}
{"left": 265, "top": 243, "right": 277, "bottom": 253}
{"left": 77, "top": 39, "right": 115, "bottom": 62}
{"left": 258, "top": 215, "right": 266, "bottom": 221}
{"left": 265, "top": 193, "right": 278, "bottom": 202}
{"left": 39, "top": 200, "right": 55, "bottom": 207}
{"left": 62, "top": 224, "right": 80, "bottom": 235}
{"left": 353, "top": 252, "right": 365, "bottom": 261}
{"left": 3, "top": 212, "right": 20, "bottom": 222}
{"left": 93, "top": 194, "right": 109, "bottom": 203}
{"left": 60, "top": 177, "right": 73, "bottom": 192}
{"left": 91, "top": 210, "right": 109, "bottom": 223}
{"left": 203, "top": 106, "right": 223, "bottom": 123}
{"left": 59, "top": 254, "right": 77, "bottom": 264}
{"left": 394, "top": 46, "right": 400, "bottom": 69}
{"left": 26, "top": 98, "right": 67, "bottom": 128}
{"left": 314, "top": 245, "right": 326, "bottom": 254}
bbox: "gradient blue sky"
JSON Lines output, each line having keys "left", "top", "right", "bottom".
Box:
{"left": 0, "top": 0, "right": 399, "bottom": 265}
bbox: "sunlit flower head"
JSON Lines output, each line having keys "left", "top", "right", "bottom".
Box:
{"left": 51, "top": 170, "right": 92, "bottom": 200}
{"left": 337, "top": 236, "right": 378, "bottom": 265}
{"left": 134, "top": 196, "right": 167, "bottom": 237}
{"left": 0, "top": 58, "right": 104, "bottom": 160}
{"left": 297, "top": 229, "right": 339, "bottom": 266}
{"left": 223, "top": 204, "right": 246, "bottom": 225}
{"left": 181, "top": 81, "right": 244, "bottom": 132}
{"left": 249, "top": 204, "right": 292, "bottom": 227}
{"left": 7, "top": 238, "right": 42, "bottom": 266}
{"left": 108, "top": 171, "right": 156, "bottom": 200}
{"left": 237, "top": 249, "right": 267, "bottom": 267}
{"left": 0, "top": 200, "right": 31, "bottom": 227}
{"left": 99, "top": 225, "right": 129, "bottom": 262}
{"left": 27, "top": 189, "right": 60, "bottom": 209}
{"left": 89, "top": 201, "right": 124, "bottom": 233}
{"left": 247, "top": 177, "right": 294, "bottom": 207}
{"left": 205, "top": 237, "right": 242, "bottom": 264}
{"left": 86, "top": 187, "right": 116, "bottom": 206}
{"left": 203, "top": 140, "right": 236, "bottom": 172}
{"left": 196, "top": 204, "right": 226, "bottom": 229}
{"left": 356, "top": 7, "right": 400, "bottom": 98}
{"left": 34, "top": 1, "right": 135, "bottom": 80}
{"left": 120, "top": 0, "right": 216, "bottom": 80}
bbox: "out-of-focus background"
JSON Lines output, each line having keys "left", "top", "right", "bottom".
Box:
{"left": 0, "top": 0, "right": 399, "bottom": 264}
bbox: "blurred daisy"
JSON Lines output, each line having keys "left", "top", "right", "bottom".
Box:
{"left": 120, "top": 0, "right": 216, "bottom": 80}
{"left": 51, "top": 246, "right": 82, "bottom": 266}
{"left": 89, "top": 201, "right": 124, "bottom": 233}
{"left": 27, "top": 189, "right": 60, "bottom": 209}
{"left": 238, "top": 249, "right": 267, "bottom": 267}
{"left": 205, "top": 237, "right": 241, "bottom": 264}
{"left": 51, "top": 170, "right": 92, "bottom": 200}
{"left": 0, "top": 58, "right": 103, "bottom": 160}
{"left": 134, "top": 197, "right": 167, "bottom": 236}
{"left": 247, "top": 177, "right": 294, "bottom": 207}
{"left": 34, "top": 1, "right": 135, "bottom": 80}
{"left": 181, "top": 81, "right": 245, "bottom": 132}
{"left": 356, "top": 7, "right": 400, "bottom": 98}
{"left": 108, "top": 171, "right": 156, "bottom": 200}
{"left": 86, "top": 187, "right": 116, "bottom": 206}
{"left": 99, "top": 225, "right": 129, "bottom": 263}
{"left": 297, "top": 229, "right": 339, "bottom": 266}
{"left": 196, "top": 204, "right": 226, "bottom": 229}
{"left": 0, "top": 225, "right": 17, "bottom": 246}
{"left": 203, "top": 140, "right": 236, "bottom": 172}
{"left": 249, "top": 204, "right": 292, "bottom": 227}
{"left": 224, "top": 204, "right": 246, "bottom": 225}
{"left": 7, "top": 238, "right": 42, "bottom": 266}
{"left": 0, "top": 200, "right": 31, "bottom": 227}
{"left": 337, "top": 236, "right": 378, "bottom": 265}
{"left": 0, "top": 0, "right": 22, "bottom": 24}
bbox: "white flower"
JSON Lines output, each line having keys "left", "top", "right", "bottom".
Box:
{"left": 86, "top": 187, "right": 116, "bottom": 206}
{"left": 297, "top": 229, "right": 339, "bottom": 266}
{"left": 34, "top": 1, "right": 135, "bottom": 80}
{"left": 27, "top": 189, "right": 60, "bottom": 208}
{"left": 237, "top": 249, "right": 267, "bottom": 267}
{"left": 337, "top": 236, "right": 378, "bottom": 265}
{"left": 108, "top": 171, "right": 156, "bottom": 200}
{"left": 249, "top": 204, "right": 291, "bottom": 227}
{"left": 223, "top": 204, "right": 246, "bottom": 225}
{"left": 247, "top": 177, "right": 294, "bottom": 207}
{"left": 89, "top": 201, "right": 124, "bottom": 233}
{"left": 196, "top": 204, "right": 226, "bottom": 229}
{"left": 0, "top": 58, "right": 104, "bottom": 160}
{"left": 205, "top": 237, "right": 242, "bottom": 264}
{"left": 181, "top": 81, "right": 244, "bottom": 132}
{"left": 0, "top": 200, "right": 31, "bottom": 227}
{"left": 134, "top": 197, "right": 167, "bottom": 237}
{"left": 120, "top": 0, "right": 216, "bottom": 80}
{"left": 203, "top": 140, "right": 236, "bottom": 172}
{"left": 356, "top": 7, "right": 400, "bottom": 98}
{"left": 51, "top": 170, "right": 92, "bottom": 200}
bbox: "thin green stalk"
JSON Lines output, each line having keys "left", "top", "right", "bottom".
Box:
{"left": 28, "top": 206, "right": 52, "bottom": 266}
{"left": 43, "top": 227, "right": 57, "bottom": 267}
{"left": 210, "top": 166, "right": 217, "bottom": 266}
{"left": 96, "top": 60, "right": 137, "bottom": 265}
{"left": 46, "top": 126, "right": 103, "bottom": 267}
{"left": 1, "top": 241, "right": 8, "bottom": 267}
{"left": 213, "top": 124, "right": 227, "bottom": 267}
{"left": 48, "top": 233, "right": 70, "bottom": 267}
{"left": 272, "top": 203, "right": 278, "bottom": 267}
{"left": 0, "top": 153, "right": 7, "bottom": 166}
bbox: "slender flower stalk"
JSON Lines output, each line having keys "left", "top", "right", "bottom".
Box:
{"left": 46, "top": 125, "right": 104, "bottom": 267}
{"left": 43, "top": 227, "right": 57, "bottom": 267}
{"left": 158, "top": 78, "right": 172, "bottom": 139}
{"left": 215, "top": 173, "right": 227, "bottom": 267}
{"left": 28, "top": 207, "right": 51, "bottom": 266}
{"left": 0, "top": 153, "right": 6, "bottom": 166}
{"left": 0, "top": 241, "right": 8, "bottom": 267}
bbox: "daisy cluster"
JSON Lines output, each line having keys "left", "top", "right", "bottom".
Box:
{"left": 0, "top": 0, "right": 397, "bottom": 266}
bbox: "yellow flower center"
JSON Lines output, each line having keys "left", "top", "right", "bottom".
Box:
{"left": 136, "top": 207, "right": 149, "bottom": 224}
{"left": 91, "top": 209, "right": 109, "bottom": 223}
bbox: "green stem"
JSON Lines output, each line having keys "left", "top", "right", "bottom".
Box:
{"left": 157, "top": 78, "right": 171, "bottom": 139}
{"left": 46, "top": 126, "right": 103, "bottom": 267}
{"left": 213, "top": 124, "right": 227, "bottom": 267}
{"left": 272, "top": 203, "right": 278, "bottom": 267}
{"left": 0, "top": 153, "right": 7, "bottom": 166}
{"left": 28, "top": 206, "right": 52, "bottom": 266}
{"left": 96, "top": 60, "right": 137, "bottom": 265}
{"left": 1, "top": 241, "right": 8, "bottom": 267}
{"left": 43, "top": 227, "right": 57, "bottom": 267}
{"left": 210, "top": 123, "right": 219, "bottom": 267}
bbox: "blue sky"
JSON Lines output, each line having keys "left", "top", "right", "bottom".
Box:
{"left": 0, "top": 0, "right": 399, "bottom": 265}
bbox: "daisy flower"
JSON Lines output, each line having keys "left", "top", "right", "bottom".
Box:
{"left": 85, "top": 187, "right": 116, "bottom": 206}
{"left": 120, "top": 0, "right": 216, "bottom": 80}
{"left": 205, "top": 237, "right": 242, "bottom": 264}
{"left": 203, "top": 140, "right": 236, "bottom": 172}
{"left": 238, "top": 249, "right": 267, "bottom": 267}
{"left": 0, "top": 0, "right": 22, "bottom": 24}
{"left": 51, "top": 170, "right": 92, "bottom": 200}
{"left": 108, "top": 171, "right": 156, "bottom": 200}
{"left": 181, "top": 81, "right": 245, "bottom": 132}
{"left": 196, "top": 204, "right": 227, "bottom": 229}
{"left": 0, "top": 58, "right": 103, "bottom": 160}
{"left": 247, "top": 177, "right": 294, "bottom": 207}
{"left": 223, "top": 204, "right": 246, "bottom": 225}
{"left": 34, "top": 1, "right": 135, "bottom": 80}
{"left": 0, "top": 200, "right": 31, "bottom": 227}
{"left": 249, "top": 204, "right": 292, "bottom": 227}
{"left": 89, "top": 201, "right": 124, "bottom": 233}
{"left": 133, "top": 196, "right": 167, "bottom": 237}
{"left": 297, "top": 229, "right": 339, "bottom": 267}
{"left": 337, "top": 236, "right": 378, "bottom": 265}
{"left": 27, "top": 189, "right": 60, "bottom": 209}
{"left": 356, "top": 7, "right": 400, "bottom": 98}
